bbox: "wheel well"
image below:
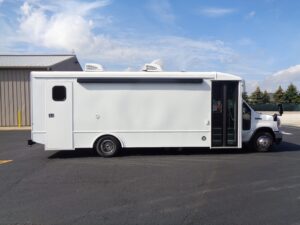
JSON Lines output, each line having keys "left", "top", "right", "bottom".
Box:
{"left": 251, "top": 127, "right": 275, "bottom": 142}
{"left": 93, "top": 134, "right": 123, "bottom": 149}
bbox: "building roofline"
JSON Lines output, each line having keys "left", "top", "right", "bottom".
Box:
{"left": 0, "top": 54, "right": 80, "bottom": 68}
{"left": 0, "top": 66, "right": 50, "bottom": 69}
{"left": 50, "top": 55, "right": 80, "bottom": 68}
{"left": 0, "top": 54, "right": 76, "bottom": 56}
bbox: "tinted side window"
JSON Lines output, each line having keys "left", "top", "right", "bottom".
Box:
{"left": 242, "top": 103, "right": 251, "bottom": 130}
{"left": 52, "top": 86, "right": 66, "bottom": 101}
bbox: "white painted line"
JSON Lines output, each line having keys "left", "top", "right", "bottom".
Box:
{"left": 0, "top": 160, "right": 13, "bottom": 165}
{"left": 282, "top": 131, "right": 293, "bottom": 135}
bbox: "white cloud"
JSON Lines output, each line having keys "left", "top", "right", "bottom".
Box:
{"left": 28, "top": 0, "right": 111, "bottom": 16}
{"left": 149, "top": 0, "right": 175, "bottom": 24}
{"left": 82, "top": 36, "right": 237, "bottom": 71}
{"left": 20, "top": 1, "right": 31, "bottom": 15}
{"left": 237, "top": 38, "right": 254, "bottom": 46}
{"left": 272, "top": 65, "right": 300, "bottom": 78}
{"left": 246, "top": 11, "right": 256, "bottom": 19}
{"left": 262, "top": 65, "right": 300, "bottom": 91}
{"left": 198, "top": 7, "right": 236, "bottom": 17}
{"left": 3, "top": 0, "right": 293, "bottom": 92}
{"left": 13, "top": 0, "right": 237, "bottom": 71}
{"left": 245, "top": 80, "right": 260, "bottom": 93}
{"left": 0, "top": 11, "right": 15, "bottom": 52}
{"left": 18, "top": 0, "right": 109, "bottom": 53}
{"left": 244, "top": 65, "right": 300, "bottom": 93}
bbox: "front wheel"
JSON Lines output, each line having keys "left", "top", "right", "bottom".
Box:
{"left": 95, "top": 136, "right": 121, "bottom": 157}
{"left": 252, "top": 132, "right": 273, "bottom": 152}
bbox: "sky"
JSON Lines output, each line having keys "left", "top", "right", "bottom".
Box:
{"left": 1, "top": 0, "right": 300, "bottom": 93}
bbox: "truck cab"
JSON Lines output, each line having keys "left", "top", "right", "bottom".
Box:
{"left": 242, "top": 101, "right": 282, "bottom": 151}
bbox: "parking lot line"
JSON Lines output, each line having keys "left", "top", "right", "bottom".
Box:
{"left": 0, "top": 160, "right": 12, "bottom": 165}
{"left": 282, "top": 131, "right": 293, "bottom": 135}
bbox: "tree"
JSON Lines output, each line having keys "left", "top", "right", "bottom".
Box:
{"left": 242, "top": 92, "right": 249, "bottom": 103}
{"left": 262, "top": 90, "right": 270, "bottom": 103}
{"left": 284, "top": 83, "right": 299, "bottom": 103}
{"left": 273, "top": 85, "right": 285, "bottom": 104}
{"left": 250, "top": 86, "right": 263, "bottom": 104}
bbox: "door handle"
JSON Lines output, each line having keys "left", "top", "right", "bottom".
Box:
{"left": 49, "top": 113, "right": 55, "bottom": 118}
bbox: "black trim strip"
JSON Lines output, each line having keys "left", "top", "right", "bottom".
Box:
{"left": 77, "top": 77, "right": 203, "bottom": 84}
{"left": 222, "top": 83, "right": 227, "bottom": 146}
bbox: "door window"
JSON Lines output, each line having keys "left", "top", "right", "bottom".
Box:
{"left": 242, "top": 103, "right": 251, "bottom": 130}
{"left": 212, "top": 82, "right": 224, "bottom": 146}
{"left": 212, "top": 81, "right": 239, "bottom": 147}
{"left": 226, "top": 83, "right": 238, "bottom": 146}
{"left": 52, "top": 86, "right": 66, "bottom": 101}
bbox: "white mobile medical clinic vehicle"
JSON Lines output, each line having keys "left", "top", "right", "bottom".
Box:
{"left": 28, "top": 65, "right": 282, "bottom": 157}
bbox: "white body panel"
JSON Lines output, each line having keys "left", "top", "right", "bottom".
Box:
{"left": 73, "top": 81, "right": 211, "bottom": 148}
{"left": 30, "top": 71, "right": 245, "bottom": 151}
{"left": 45, "top": 81, "right": 73, "bottom": 150}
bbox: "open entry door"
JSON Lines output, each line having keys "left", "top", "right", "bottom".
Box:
{"left": 45, "top": 81, "right": 73, "bottom": 150}
{"left": 211, "top": 81, "right": 240, "bottom": 147}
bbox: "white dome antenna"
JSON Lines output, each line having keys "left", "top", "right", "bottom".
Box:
{"left": 142, "top": 59, "right": 163, "bottom": 72}
{"left": 85, "top": 63, "right": 104, "bottom": 72}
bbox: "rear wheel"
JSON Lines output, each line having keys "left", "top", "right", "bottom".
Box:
{"left": 252, "top": 132, "right": 273, "bottom": 152}
{"left": 95, "top": 136, "right": 121, "bottom": 157}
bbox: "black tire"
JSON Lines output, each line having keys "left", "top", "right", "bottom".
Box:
{"left": 252, "top": 132, "right": 273, "bottom": 152}
{"left": 95, "top": 136, "right": 121, "bottom": 157}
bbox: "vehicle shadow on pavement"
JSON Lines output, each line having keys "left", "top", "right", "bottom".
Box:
{"left": 48, "top": 141, "right": 300, "bottom": 159}
{"left": 48, "top": 148, "right": 97, "bottom": 159}
{"left": 272, "top": 141, "right": 300, "bottom": 152}
{"left": 48, "top": 147, "right": 251, "bottom": 159}
{"left": 121, "top": 147, "right": 249, "bottom": 157}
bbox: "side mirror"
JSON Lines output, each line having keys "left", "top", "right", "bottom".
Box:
{"left": 278, "top": 104, "right": 283, "bottom": 116}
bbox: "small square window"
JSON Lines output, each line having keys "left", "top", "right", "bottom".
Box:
{"left": 52, "top": 86, "right": 66, "bottom": 101}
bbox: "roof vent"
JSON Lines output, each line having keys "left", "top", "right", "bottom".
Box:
{"left": 85, "top": 63, "right": 104, "bottom": 72}
{"left": 142, "top": 59, "right": 163, "bottom": 72}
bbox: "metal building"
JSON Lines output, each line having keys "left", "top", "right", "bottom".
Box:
{"left": 0, "top": 54, "right": 82, "bottom": 127}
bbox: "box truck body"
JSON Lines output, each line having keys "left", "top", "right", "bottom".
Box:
{"left": 29, "top": 71, "right": 282, "bottom": 156}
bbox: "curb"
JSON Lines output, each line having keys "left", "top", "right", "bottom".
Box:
{"left": 0, "top": 127, "right": 31, "bottom": 131}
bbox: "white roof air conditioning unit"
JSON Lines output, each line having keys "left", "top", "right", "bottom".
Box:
{"left": 85, "top": 63, "right": 104, "bottom": 72}
{"left": 142, "top": 59, "right": 163, "bottom": 72}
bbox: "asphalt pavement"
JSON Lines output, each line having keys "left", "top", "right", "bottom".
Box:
{"left": 0, "top": 126, "right": 300, "bottom": 225}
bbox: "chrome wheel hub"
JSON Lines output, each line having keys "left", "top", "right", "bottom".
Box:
{"left": 101, "top": 140, "right": 115, "bottom": 153}
{"left": 257, "top": 136, "right": 271, "bottom": 151}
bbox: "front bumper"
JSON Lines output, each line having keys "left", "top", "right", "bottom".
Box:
{"left": 274, "top": 131, "right": 282, "bottom": 144}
